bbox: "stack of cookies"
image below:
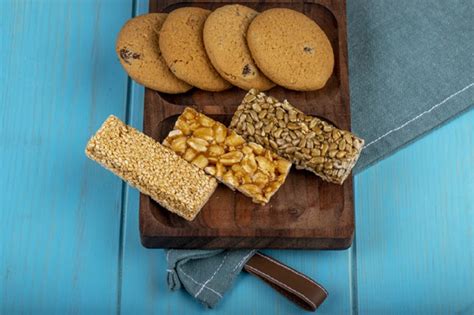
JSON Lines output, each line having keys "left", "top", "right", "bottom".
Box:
{"left": 116, "top": 5, "right": 334, "bottom": 93}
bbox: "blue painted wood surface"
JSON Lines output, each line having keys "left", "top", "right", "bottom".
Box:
{"left": 0, "top": 1, "right": 133, "bottom": 313}
{"left": 1, "top": 0, "right": 473, "bottom": 314}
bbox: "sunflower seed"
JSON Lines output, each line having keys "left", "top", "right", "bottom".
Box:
{"left": 289, "top": 111, "right": 297, "bottom": 122}
{"left": 273, "top": 128, "right": 283, "bottom": 138}
{"left": 263, "top": 123, "right": 273, "bottom": 134}
{"left": 276, "top": 138, "right": 286, "bottom": 146}
{"left": 338, "top": 140, "right": 346, "bottom": 151}
{"left": 258, "top": 110, "right": 267, "bottom": 119}
{"left": 247, "top": 124, "right": 255, "bottom": 135}
{"left": 287, "top": 123, "right": 300, "bottom": 130}
{"left": 313, "top": 126, "right": 323, "bottom": 135}
{"left": 249, "top": 110, "right": 259, "bottom": 122}
{"left": 312, "top": 149, "right": 321, "bottom": 156}
{"left": 269, "top": 140, "right": 278, "bottom": 150}
{"left": 251, "top": 103, "right": 262, "bottom": 112}
{"left": 321, "top": 143, "right": 329, "bottom": 156}
{"left": 344, "top": 133, "right": 353, "bottom": 145}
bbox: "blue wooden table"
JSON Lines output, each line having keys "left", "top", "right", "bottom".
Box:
{"left": 1, "top": 1, "right": 473, "bottom": 314}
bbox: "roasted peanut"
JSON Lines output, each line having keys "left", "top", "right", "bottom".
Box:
{"left": 241, "top": 154, "right": 258, "bottom": 174}
{"left": 214, "top": 124, "right": 227, "bottom": 143}
{"left": 187, "top": 137, "right": 208, "bottom": 152}
{"left": 208, "top": 144, "right": 225, "bottom": 157}
{"left": 192, "top": 155, "right": 209, "bottom": 168}
{"left": 225, "top": 132, "right": 246, "bottom": 147}
{"left": 219, "top": 151, "right": 243, "bottom": 165}
{"left": 183, "top": 148, "right": 197, "bottom": 162}
{"left": 171, "top": 136, "right": 187, "bottom": 154}
{"left": 193, "top": 127, "right": 214, "bottom": 142}
{"left": 199, "top": 115, "right": 215, "bottom": 127}
{"left": 223, "top": 171, "right": 239, "bottom": 188}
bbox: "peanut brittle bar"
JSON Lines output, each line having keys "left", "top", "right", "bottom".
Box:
{"left": 163, "top": 108, "right": 292, "bottom": 204}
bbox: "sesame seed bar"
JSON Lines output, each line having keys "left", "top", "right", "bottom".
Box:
{"left": 85, "top": 115, "right": 217, "bottom": 221}
{"left": 230, "top": 89, "right": 364, "bottom": 184}
{"left": 163, "top": 108, "right": 292, "bottom": 205}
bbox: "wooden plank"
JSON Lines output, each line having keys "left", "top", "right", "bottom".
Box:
{"left": 0, "top": 1, "right": 133, "bottom": 313}
{"left": 354, "top": 108, "right": 474, "bottom": 314}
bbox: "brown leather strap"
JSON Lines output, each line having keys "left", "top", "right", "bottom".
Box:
{"left": 244, "top": 252, "right": 328, "bottom": 312}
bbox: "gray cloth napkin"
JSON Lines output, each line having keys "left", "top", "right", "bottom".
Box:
{"left": 166, "top": 249, "right": 256, "bottom": 308}
{"left": 349, "top": 0, "right": 474, "bottom": 171}
{"left": 166, "top": 0, "right": 474, "bottom": 308}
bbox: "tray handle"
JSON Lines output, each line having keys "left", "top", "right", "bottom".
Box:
{"left": 245, "top": 252, "right": 328, "bottom": 311}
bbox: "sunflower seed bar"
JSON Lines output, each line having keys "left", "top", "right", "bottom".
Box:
{"left": 85, "top": 115, "right": 217, "bottom": 221}
{"left": 163, "top": 108, "right": 292, "bottom": 205}
{"left": 230, "top": 89, "right": 364, "bottom": 184}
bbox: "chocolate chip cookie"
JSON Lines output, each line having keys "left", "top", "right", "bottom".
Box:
{"left": 115, "top": 13, "right": 192, "bottom": 94}
{"left": 159, "top": 7, "right": 232, "bottom": 92}
{"left": 203, "top": 4, "right": 275, "bottom": 91}
{"left": 247, "top": 8, "right": 334, "bottom": 91}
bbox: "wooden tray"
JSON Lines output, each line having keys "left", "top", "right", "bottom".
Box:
{"left": 139, "top": 0, "right": 353, "bottom": 249}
